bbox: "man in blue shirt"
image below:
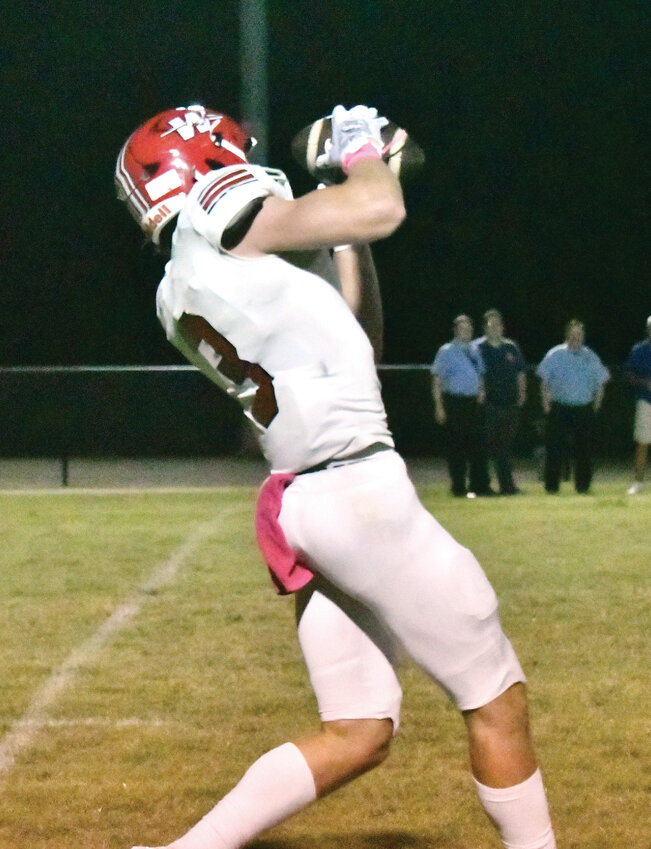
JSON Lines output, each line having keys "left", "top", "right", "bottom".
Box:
{"left": 537, "top": 320, "right": 610, "bottom": 493}
{"left": 474, "top": 309, "right": 527, "bottom": 495}
{"left": 431, "top": 315, "right": 493, "bottom": 496}
{"left": 625, "top": 315, "right": 651, "bottom": 495}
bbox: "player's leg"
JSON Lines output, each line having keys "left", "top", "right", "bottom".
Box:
{"left": 131, "top": 584, "right": 401, "bottom": 849}
{"left": 294, "top": 580, "right": 402, "bottom": 795}
{"left": 279, "top": 451, "right": 557, "bottom": 848}
{"left": 147, "top": 720, "right": 393, "bottom": 849}
{"left": 463, "top": 683, "right": 556, "bottom": 848}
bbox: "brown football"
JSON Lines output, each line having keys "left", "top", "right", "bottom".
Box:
{"left": 291, "top": 115, "right": 425, "bottom": 185}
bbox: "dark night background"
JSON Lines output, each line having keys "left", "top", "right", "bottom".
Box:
{"left": 2, "top": 0, "right": 648, "bottom": 371}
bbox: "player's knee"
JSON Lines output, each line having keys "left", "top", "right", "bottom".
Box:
{"left": 326, "top": 717, "right": 394, "bottom": 773}
{"left": 465, "top": 682, "right": 531, "bottom": 738}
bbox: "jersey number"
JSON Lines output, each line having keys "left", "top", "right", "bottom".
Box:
{"left": 179, "top": 314, "right": 278, "bottom": 427}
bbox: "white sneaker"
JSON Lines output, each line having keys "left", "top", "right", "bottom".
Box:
{"left": 627, "top": 482, "right": 642, "bottom": 495}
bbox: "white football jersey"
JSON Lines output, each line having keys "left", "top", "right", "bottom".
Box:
{"left": 156, "top": 164, "right": 393, "bottom": 473}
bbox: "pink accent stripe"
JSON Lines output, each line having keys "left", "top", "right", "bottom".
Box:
{"left": 342, "top": 142, "right": 382, "bottom": 173}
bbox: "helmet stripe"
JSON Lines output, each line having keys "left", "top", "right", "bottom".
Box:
{"left": 115, "top": 142, "right": 148, "bottom": 216}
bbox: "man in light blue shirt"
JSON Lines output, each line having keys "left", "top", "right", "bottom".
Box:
{"left": 537, "top": 320, "right": 610, "bottom": 492}
{"left": 431, "top": 315, "right": 493, "bottom": 496}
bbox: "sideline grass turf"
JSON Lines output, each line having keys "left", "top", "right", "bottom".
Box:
{"left": 0, "top": 481, "right": 648, "bottom": 848}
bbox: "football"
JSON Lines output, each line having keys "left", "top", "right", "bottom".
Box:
{"left": 291, "top": 114, "right": 425, "bottom": 185}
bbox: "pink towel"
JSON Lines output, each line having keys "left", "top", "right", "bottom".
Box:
{"left": 255, "top": 473, "right": 314, "bottom": 595}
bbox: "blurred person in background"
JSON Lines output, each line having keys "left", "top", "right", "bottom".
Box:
{"left": 431, "top": 315, "right": 493, "bottom": 497}
{"left": 474, "top": 309, "right": 527, "bottom": 495}
{"left": 624, "top": 314, "right": 651, "bottom": 494}
{"left": 537, "top": 320, "right": 610, "bottom": 493}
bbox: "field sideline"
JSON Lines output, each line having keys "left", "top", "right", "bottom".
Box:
{"left": 0, "top": 472, "right": 648, "bottom": 848}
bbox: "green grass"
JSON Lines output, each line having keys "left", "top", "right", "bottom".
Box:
{"left": 0, "top": 480, "right": 648, "bottom": 848}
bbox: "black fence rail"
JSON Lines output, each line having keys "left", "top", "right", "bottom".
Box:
{"left": 0, "top": 364, "right": 636, "bottom": 460}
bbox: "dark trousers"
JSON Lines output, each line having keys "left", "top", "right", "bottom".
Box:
{"left": 485, "top": 404, "right": 520, "bottom": 493}
{"left": 544, "top": 402, "right": 595, "bottom": 492}
{"left": 442, "top": 393, "right": 491, "bottom": 495}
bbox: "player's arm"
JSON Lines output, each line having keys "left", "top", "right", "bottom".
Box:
{"left": 237, "top": 159, "right": 405, "bottom": 256}
{"left": 236, "top": 105, "right": 405, "bottom": 256}
{"left": 333, "top": 243, "right": 384, "bottom": 361}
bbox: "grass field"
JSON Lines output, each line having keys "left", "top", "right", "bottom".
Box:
{"left": 0, "top": 474, "right": 648, "bottom": 848}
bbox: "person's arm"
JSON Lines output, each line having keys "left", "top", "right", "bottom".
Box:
{"left": 540, "top": 380, "right": 552, "bottom": 415}
{"left": 625, "top": 351, "right": 651, "bottom": 392}
{"left": 477, "top": 376, "right": 486, "bottom": 405}
{"left": 517, "top": 371, "right": 527, "bottom": 407}
{"left": 432, "top": 374, "right": 447, "bottom": 425}
{"left": 333, "top": 243, "right": 383, "bottom": 361}
{"left": 592, "top": 355, "right": 610, "bottom": 411}
{"left": 592, "top": 383, "right": 605, "bottom": 412}
{"left": 237, "top": 158, "right": 405, "bottom": 257}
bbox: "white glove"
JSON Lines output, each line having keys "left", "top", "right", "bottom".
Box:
{"left": 316, "top": 105, "right": 388, "bottom": 172}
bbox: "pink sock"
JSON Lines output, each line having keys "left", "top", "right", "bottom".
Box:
{"left": 170, "top": 743, "right": 316, "bottom": 849}
{"left": 473, "top": 768, "right": 557, "bottom": 849}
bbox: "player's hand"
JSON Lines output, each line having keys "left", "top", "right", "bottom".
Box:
{"left": 316, "top": 105, "right": 388, "bottom": 172}
{"left": 435, "top": 407, "right": 446, "bottom": 426}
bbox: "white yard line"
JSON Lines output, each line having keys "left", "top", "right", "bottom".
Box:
{"left": 0, "top": 520, "right": 217, "bottom": 783}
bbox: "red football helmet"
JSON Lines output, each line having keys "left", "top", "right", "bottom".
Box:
{"left": 115, "top": 104, "right": 254, "bottom": 244}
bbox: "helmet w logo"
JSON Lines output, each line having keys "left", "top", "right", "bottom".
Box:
{"left": 161, "top": 107, "right": 222, "bottom": 141}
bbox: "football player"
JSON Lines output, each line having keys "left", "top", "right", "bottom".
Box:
{"left": 116, "top": 104, "right": 557, "bottom": 849}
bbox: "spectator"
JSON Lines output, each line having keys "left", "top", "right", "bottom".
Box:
{"left": 431, "top": 315, "right": 493, "bottom": 497}
{"left": 625, "top": 315, "right": 651, "bottom": 495}
{"left": 474, "top": 309, "right": 527, "bottom": 495}
{"left": 536, "top": 320, "right": 610, "bottom": 493}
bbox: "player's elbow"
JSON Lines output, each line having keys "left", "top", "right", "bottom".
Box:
{"left": 379, "top": 194, "right": 407, "bottom": 235}
{"left": 361, "top": 192, "right": 406, "bottom": 240}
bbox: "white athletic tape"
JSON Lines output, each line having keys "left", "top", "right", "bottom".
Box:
{"left": 0, "top": 519, "right": 217, "bottom": 783}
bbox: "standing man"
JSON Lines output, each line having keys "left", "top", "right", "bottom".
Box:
{"left": 537, "top": 319, "right": 610, "bottom": 493}
{"left": 116, "top": 103, "right": 556, "bottom": 849}
{"left": 474, "top": 308, "right": 527, "bottom": 495}
{"left": 625, "top": 315, "right": 651, "bottom": 494}
{"left": 431, "top": 315, "right": 493, "bottom": 497}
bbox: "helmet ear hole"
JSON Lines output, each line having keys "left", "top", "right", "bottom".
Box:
{"left": 204, "top": 159, "right": 224, "bottom": 171}
{"left": 143, "top": 162, "right": 160, "bottom": 177}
